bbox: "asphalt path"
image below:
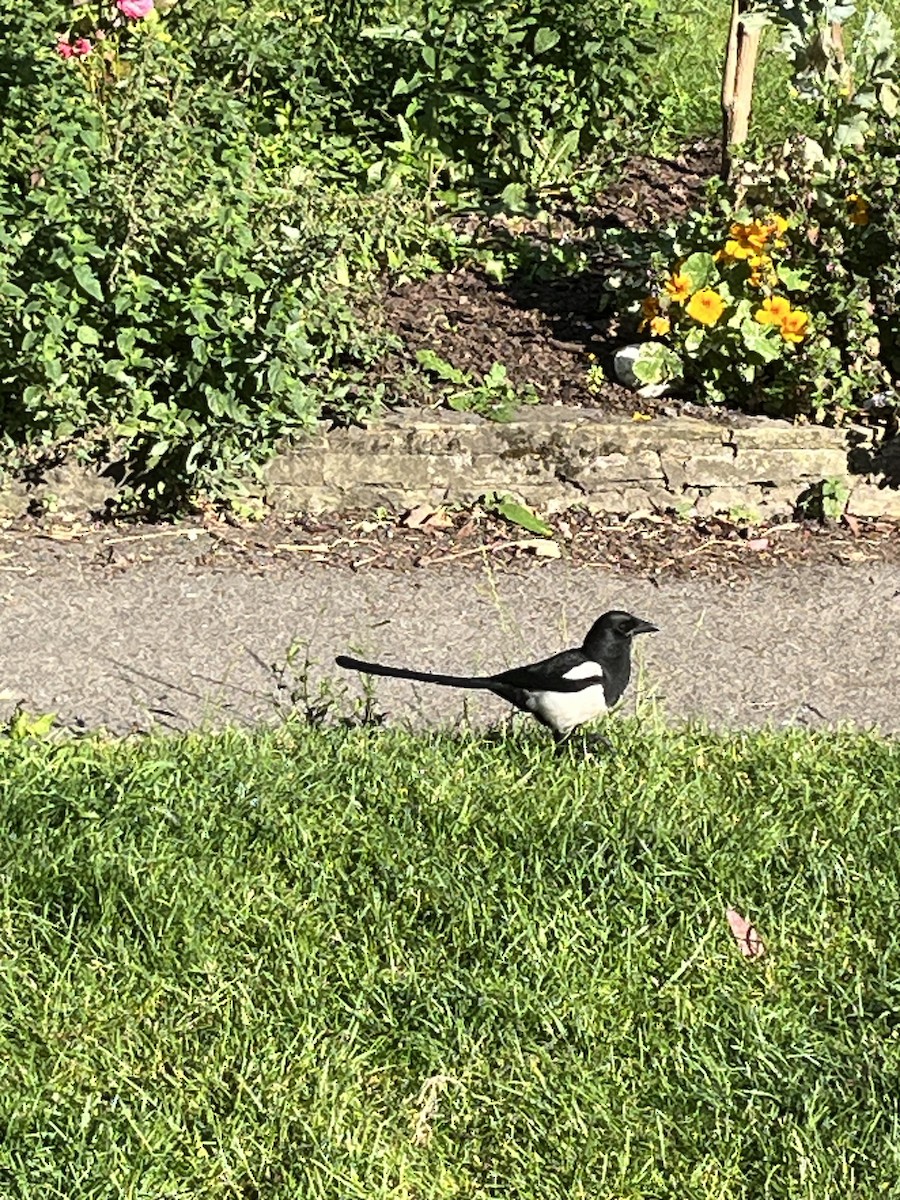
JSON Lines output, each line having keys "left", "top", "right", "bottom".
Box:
{"left": 2, "top": 556, "right": 898, "bottom": 736}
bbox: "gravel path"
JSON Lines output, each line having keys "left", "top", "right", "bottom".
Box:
{"left": 2, "top": 557, "right": 897, "bottom": 735}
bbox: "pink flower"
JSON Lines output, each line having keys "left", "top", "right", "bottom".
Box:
{"left": 73, "top": 38, "right": 92, "bottom": 56}
{"left": 56, "top": 38, "right": 75, "bottom": 58}
{"left": 116, "top": 0, "right": 155, "bottom": 18}
{"left": 93, "top": 28, "right": 107, "bottom": 41}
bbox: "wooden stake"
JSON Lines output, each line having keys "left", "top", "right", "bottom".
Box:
{"left": 721, "top": 0, "right": 762, "bottom": 180}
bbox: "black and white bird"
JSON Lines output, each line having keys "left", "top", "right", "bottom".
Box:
{"left": 336, "top": 610, "right": 657, "bottom": 745}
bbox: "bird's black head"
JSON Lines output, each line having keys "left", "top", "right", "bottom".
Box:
{"left": 583, "top": 610, "right": 658, "bottom": 658}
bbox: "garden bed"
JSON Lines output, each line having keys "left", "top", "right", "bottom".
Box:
{"left": 375, "top": 143, "right": 723, "bottom": 418}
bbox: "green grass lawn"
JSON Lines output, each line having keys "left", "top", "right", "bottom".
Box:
{"left": 2, "top": 722, "right": 900, "bottom": 1198}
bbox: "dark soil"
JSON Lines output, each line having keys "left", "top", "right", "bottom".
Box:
{"left": 377, "top": 142, "right": 722, "bottom": 419}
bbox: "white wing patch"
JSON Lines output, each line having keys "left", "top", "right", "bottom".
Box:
{"left": 526, "top": 659, "right": 607, "bottom": 736}
{"left": 562, "top": 660, "right": 605, "bottom": 682}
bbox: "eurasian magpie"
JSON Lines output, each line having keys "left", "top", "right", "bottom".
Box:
{"left": 336, "top": 609, "right": 657, "bottom": 743}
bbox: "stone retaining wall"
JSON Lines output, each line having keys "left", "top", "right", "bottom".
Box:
{"left": 1, "top": 407, "right": 898, "bottom": 520}
{"left": 265, "top": 407, "right": 900, "bottom": 520}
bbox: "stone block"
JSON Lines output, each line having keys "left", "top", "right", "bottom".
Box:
{"left": 689, "top": 485, "right": 799, "bottom": 519}
{"left": 562, "top": 449, "right": 665, "bottom": 488}
{"left": 0, "top": 478, "right": 29, "bottom": 520}
{"left": 727, "top": 421, "right": 846, "bottom": 450}
{"left": 847, "top": 481, "right": 900, "bottom": 519}
{"left": 38, "top": 463, "right": 118, "bottom": 514}
{"left": 262, "top": 405, "right": 878, "bottom": 520}
{"left": 736, "top": 448, "right": 849, "bottom": 485}
{"left": 660, "top": 447, "right": 739, "bottom": 490}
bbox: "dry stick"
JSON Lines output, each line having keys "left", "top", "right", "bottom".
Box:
{"left": 721, "top": 0, "right": 762, "bottom": 181}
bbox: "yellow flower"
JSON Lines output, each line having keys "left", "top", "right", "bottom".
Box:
{"left": 730, "top": 220, "right": 769, "bottom": 253}
{"left": 649, "top": 315, "right": 671, "bottom": 337}
{"left": 724, "top": 215, "right": 788, "bottom": 262}
{"left": 780, "top": 309, "right": 809, "bottom": 343}
{"left": 664, "top": 272, "right": 692, "bottom": 303}
{"left": 686, "top": 288, "right": 725, "bottom": 326}
{"left": 747, "top": 253, "right": 773, "bottom": 287}
{"left": 639, "top": 296, "right": 662, "bottom": 331}
{"left": 767, "top": 214, "right": 789, "bottom": 249}
{"left": 755, "top": 295, "right": 792, "bottom": 326}
{"left": 847, "top": 193, "right": 869, "bottom": 226}
{"left": 722, "top": 238, "right": 753, "bottom": 261}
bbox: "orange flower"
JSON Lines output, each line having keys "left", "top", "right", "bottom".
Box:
{"left": 686, "top": 288, "right": 725, "bottom": 326}
{"left": 755, "top": 296, "right": 792, "bottom": 326}
{"left": 665, "top": 272, "right": 692, "bottom": 303}
{"left": 649, "top": 315, "right": 671, "bottom": 337}
{"left": 780, "top": 309, "right": 809, "bottom": 343}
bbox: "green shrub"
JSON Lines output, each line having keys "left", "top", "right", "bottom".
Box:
{"left": 357, "top": 0, "right": 657, "bottom": 193}
{"left": 0, "top": 2, "right": 411, "bottom": 507}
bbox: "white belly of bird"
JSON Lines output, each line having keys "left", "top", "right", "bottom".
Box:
{"left": 526, "top": 660, "right": 607, "bottom": 736}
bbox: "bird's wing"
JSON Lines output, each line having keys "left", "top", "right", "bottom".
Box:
{"left": 491, "top": 649, "right": 604, "bottom": 693}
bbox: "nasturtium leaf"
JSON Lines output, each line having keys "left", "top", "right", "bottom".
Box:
{"left": 680, "top": 252, "right": 718, "bottom": 291}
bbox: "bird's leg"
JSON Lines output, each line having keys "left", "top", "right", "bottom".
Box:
{"left": 555, "top": 728, "right": 617, "bottom": 758}
{"left": 552, "top": 730, "right": 573, "bottom": 757}
{"left": 584, "top": 730, "right": 616, "bottom": 756}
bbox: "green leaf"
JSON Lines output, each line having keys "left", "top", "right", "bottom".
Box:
{"left": 483, "top": 362, "right": 509, "bottom": 388}
{"left": 683, "top": 327, "right": 705, "bottom": 354}
{"left": 533, "top": 27, "right": 560, "bottom": 54}
{"left": 486, "top": 493, "right": 553, "bottom": 537}
{"left": 776, "top": 265, "right": 808, "bottom": 291}
{"left": 500, "top": 182, "right": 528, "bottom": 212}
{"left": 73, "top": 262, "right": 103, "bottom": 302}
{"left": 421, "top": 45, "right": 437, "bottom": 70}
{"left": 416, "top": 348, "right": 468, "bottom": 385}
{"left": 9, "top": 709, "right": 56, "bottom": 740}
{"left": 740, "top": 318, "right": 782, "bottom": 363}
{"left": 879, "top": 81, "right": 898, "bottom": 118}
{"left": 680, "top": 252, "right": 718, "bottom": 292}
{"left": 76, "top": 325, "right": 100, "bottom": 346}
{"left": 631, "top": 343, "right": 682, "bottom": 384}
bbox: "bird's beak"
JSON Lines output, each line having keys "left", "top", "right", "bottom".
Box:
{"left": 629, "top": 618, "right": 658, "bottom": 636}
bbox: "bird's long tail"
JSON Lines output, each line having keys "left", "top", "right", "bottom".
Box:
{"left": 335, "top": 655, "right": 497, "bottom": 691}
